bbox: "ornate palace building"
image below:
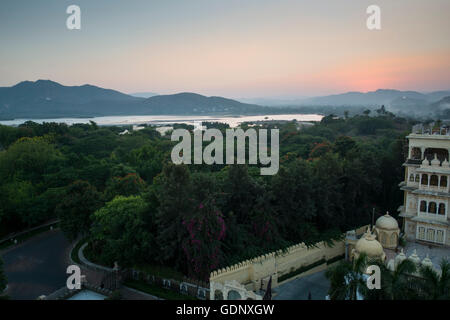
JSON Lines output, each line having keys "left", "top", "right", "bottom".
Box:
{"left": 399, "top": 126, "right": 450, "bottom": 246}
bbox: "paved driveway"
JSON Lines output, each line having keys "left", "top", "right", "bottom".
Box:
{"left": 273, "top": 270, "right": 330, "bottom": 300}
{"left": 1, "top": 230, "right": 71, "bottom": 300}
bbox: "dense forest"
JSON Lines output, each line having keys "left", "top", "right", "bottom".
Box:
{"left": 0, "top": 110, "right": 412, "bottom": 280}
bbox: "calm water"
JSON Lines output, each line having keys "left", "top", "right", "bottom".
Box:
{"left": 0, "top": 114, "right": 323, "bottom": 128}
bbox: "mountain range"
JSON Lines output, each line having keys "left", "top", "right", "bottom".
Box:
{"left": 0, "top": 80, "right": 265, "bottom": 119}
{"left": 0, "top": 80, "right": 449, "bottom": 120}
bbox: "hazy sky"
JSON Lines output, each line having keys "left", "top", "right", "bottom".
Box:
{"left": 1, "top": 0, "right": 449, "bottom": 98}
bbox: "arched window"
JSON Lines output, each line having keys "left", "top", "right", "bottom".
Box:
{"left": 420, "top": 201, "right": 427, "bottom": 212}
{"left": 214, "top": 290, "right": 224, "bottom": 300}
{"left": 421, "top": 174, "right": 428, "bottom": 185}
{"left": 441, "top": 176, "right": 448, "bottom": 188}
{"left": 430, "top": 175, "right": 439, "bottom": 186}
{"left": 409, "top": 174, "right": 415, "bottom": 182}
{"left": 438, "top": 203, "right": 446, "bottom": 215}
{"left": 415, "top": 174, "right": 420, "bottom": 182}
{"left": 428, "top": 202, "right": 437, "bottom": 214}
{"left": 379, "top": 233, "right": 384, "bottom": 245}
{"left": 411, "top": 147, "right": 422, "bottom": 160}
{"left": 390, "top": 233, "right": 397, "bottom": 246}
{"left": 227, "top": 290, "right": 242, "bottom": 300}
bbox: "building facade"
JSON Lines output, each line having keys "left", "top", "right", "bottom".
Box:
{"left": 399, "top": 131, "right": 450, "bottom": 246}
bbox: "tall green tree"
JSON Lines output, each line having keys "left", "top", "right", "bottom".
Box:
{"left": 155, "top": 164, "right": 194, "bottom": 267}
{"left": 271, "top": 159, "right": 316, "bottom": 242}
{"left": 56, "top": 180, "right": 102, "bottom": 241}
{"left": 90, "top": 195, "right": 152, "bottom": 267}
{"left": 0, "top": 136, "right": 62, "bottom": 183}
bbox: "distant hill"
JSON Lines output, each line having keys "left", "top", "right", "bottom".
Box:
{"left": 295, "top": 89, "right": 450, "bottom": 117}
{"left": 432, "top": 96, "right": 450, "bottom": 119}
{"left": 142, "top": 92, "right": 263, "bottom": 114}
{"left": 0, "top": 80, "right": 267, "bottom": 119}
{"left": 300, "top": 89, "right": 450, "bottom": 107}
{"left": 0, "top": 80, "right": 144, "bottom": 119}
{"left": 1, "top": 80, "right": 449, "bottom": 120}
{"left": 130, "top": 92, "right": 159, "bottom": 98}
{"left": 431, "top": 96, "right": 450, "bottom": 109}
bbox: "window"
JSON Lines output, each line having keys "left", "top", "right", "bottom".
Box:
{"left": 411, "top": 147, "right": 422, "bottom": 160}
{"left": 426, "top": 229, "right": 435, "bottom": 242}
{"left": 409, "top": 174, "right": 415, "bottom": 182}
{"left": 430, "top": 175, "right": 439, "bottom": 186}
{"left": 439, "top": 203, "right": 446, "bottom": 216}
{"left": 420, "top": 201, "right": 427, "bottom": 212}
{"left": 421, "top": 174, "right": 428, "bottom": 185}
{"left": 379, "top": 232, "right": 385, "bottom": 245}
{"left": 428, "top": 202, "right": 437, "bottom": 214}
{"left": 415, "top": 174, "right": 420, "bottom": 182}
{"left": 390, "top": 233, "right": 397, "bottom": 246}
{"left": 436, "top": 230, "right": 444, "bottom": 244}
{"left": 441, "top": 176, "right": 448, "bottom": 188}
{"left": 418, "top": 227, "right": 425, "bottom": 240}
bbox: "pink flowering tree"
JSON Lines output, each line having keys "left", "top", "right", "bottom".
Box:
{"left": 182, "top": 199, "right": 226, "bottom": 281}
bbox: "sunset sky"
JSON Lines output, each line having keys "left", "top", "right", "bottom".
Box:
{"left": 0, "top": 0, "right": 449, "bottom": 98}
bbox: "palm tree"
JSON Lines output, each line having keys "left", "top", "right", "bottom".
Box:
{"left": 419, "top": 258, "right": 450, "bottom": 300}
{"left": 374, "top": 259, "right": 417, "bottom": 300}
{"left": 325, "top": 253, "right": 369, "bottom": 300}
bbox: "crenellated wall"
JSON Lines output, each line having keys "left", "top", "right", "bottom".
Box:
{"left": 210, "top": 226, "right": 368, "bottom": 291}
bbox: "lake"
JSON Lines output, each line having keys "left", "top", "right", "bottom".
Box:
{"left": 0, "top": 114, "right": 323, "bottom": 128}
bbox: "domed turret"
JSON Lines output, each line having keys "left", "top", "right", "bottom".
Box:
{"left": 374, "top": 212, "right": 400, "bottom": 249}
{"left": 394, "top": 249, "right": 407, "bottom": 266}
{"left": 353, "top": 228, "right": 386, "bottom": 261}
{"left": 376, "top": 212, "right": 399, "bottom": 230}
{"left": 421, "top": 255, "right": 433, "bottom": 269}
{"left": 431, "top": 154, "right": 440, "bottom": 166}
{"left": 408, "top": 249, "right": 421, "bottom": 265}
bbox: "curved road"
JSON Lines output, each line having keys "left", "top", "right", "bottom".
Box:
{"left": 1, "top": 230, "right": 72, "bottom": 300}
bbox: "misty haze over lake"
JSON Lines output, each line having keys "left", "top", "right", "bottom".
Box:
{"left": 0, "top": 114, "right": 323, "bottom": 128}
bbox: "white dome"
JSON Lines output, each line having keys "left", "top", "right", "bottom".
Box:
{"left": 408, "top": 249, "right": 421, "bottom": 265}
{"left": 355, "top": 232, "right": 385, "bottom": 258}
{"left": 431, "top": 154, "right": 440, "bottom": 166}
{"left": 421, "top": 255, "right": 433, "bottom": 269}
{"left": 376, "top": 213, "right": 399, "bottom": 230}
{"left": 394, "top": 249, "right": 407, "bottom": 266}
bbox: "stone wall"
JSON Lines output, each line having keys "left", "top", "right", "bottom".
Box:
{"left": 210, "top": 226, "right": 369, "bottom": 291}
